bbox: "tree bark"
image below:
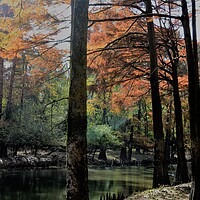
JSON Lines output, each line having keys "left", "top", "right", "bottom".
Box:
{"left": 165, "top": 101, "right": 172, "bottom": 164}
{"left": 171, "top": 59, "right": 189, "bottom": 184}
{"left": 98, "top": 147, "right": 107, "bottom": 161}
{"left": 0, "top": 57, "right": 3, "bottom": 119}
{"left": 145, "top": 0, "right": 170, "bottom": 188}
{"left": 120, "top": 145, "right": 127, "bottom": 164}
{"left": 67, "top": 0, "right": 89, "bottom": 200}
{"left": 181, "top": 0, "right": 200, "bottom": 199}
{"left": 128, "top": 126, "right": 133, "bottom": 164}
{"left": 5, "top": 58, "right": 17, "bottom": 120}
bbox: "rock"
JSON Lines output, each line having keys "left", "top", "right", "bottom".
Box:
{"left": 0, "top": 155, "right": 66, "bottom": 169}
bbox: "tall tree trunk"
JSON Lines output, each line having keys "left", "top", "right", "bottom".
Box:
{"left": 0, "top": 57, "right": 6, "bottom": 158}
{"left": 102, "top": 79, "right": 108, "bottom": 125}
{"left": 181, "top": 0, "right": 200, "bottom": 199}
{"left": 0, "top": 58, "right": 16, "bottom": 158}
{"left": 143, "top": 99, "right": 149, "bottom": 136}
{"left": 137, "top": 100, "right": 142, "bottom": 134}
{"left": 5, "top": 58, "right": 17, "bottom": 120}
{"left": 0, "top": 57, "right": 3, "bottom": 119}
{"left": 171, "top": 60, "right": 189, "bottom": 184}
{"left": 19, "top": 54, "right": 28, "bottom": 123}
{"left": 146, "top": 0, "right": 170, "bottom": 188}
{"left": 67, "top": 0, "right": 89, "bottom": 200}
{"left": 165, "top": 101, "right": 172, "bottom": 164}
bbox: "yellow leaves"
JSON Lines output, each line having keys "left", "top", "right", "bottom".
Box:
{"left": 0, "top": 0, "right": 20, "bottom": 6}
{"left": 0, "top": 0, "right": 68, "bottom": 60}
{"left": 0, "top": 17, "right": 13, "bottom": 32}
{"left": 87, "top": 99, "right": 97, "bottom": 116}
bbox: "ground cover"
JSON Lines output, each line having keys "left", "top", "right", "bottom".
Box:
{"left": 125, "top": 183, "right": 191, "bottom": 200}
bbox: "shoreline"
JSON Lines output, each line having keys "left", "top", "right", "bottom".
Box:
{"left": 0, "top": 151, "right": 154, "bottom": 170}
{"left": 125, "top": 182, "right": 191, "bottom": 200}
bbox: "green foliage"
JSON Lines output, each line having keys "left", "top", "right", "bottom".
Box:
{"left": 4, "top": 99, "right": 66, "bottom": 150}
{"left": 87, "top": 124, "right": 120, "bottom": 151}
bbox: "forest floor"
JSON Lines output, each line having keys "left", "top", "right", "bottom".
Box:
{"left": 125, "top": 182, "right": 191, "bottom": 200}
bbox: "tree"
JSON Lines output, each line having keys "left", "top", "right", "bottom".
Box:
{"left": 0, "top": 1, "right": 68, "bottom": 157}
{"left": 0, "top": 57, "right": 3, "bottom": 119}
{"left": 66, "top": 0, "right": 89, "bottom": 200}
{"left": 0, "top": 57, "right": 5, "bottom": 157}
{"left": 88, "top": 0, "right": 191, "bottom": 187}
{"left": 87, "top": 124, "right": 119, "bottom": 161}
{"left": 145, "top": 0, "right": 170, "bottom": 188}
{"left": 155, "top": 12, "right": 189, "bottom": 183}
{"left": 180, "top": 0, "right": 200, "bottom": 199}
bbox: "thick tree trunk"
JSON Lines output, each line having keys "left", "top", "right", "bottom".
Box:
{"left": 181, "top": 0, "right": 200, "bottom": 199}
{"left": 66, "top": 1, "right": 89, "bottom": 200}
{"left": 146, "top": 0, "right": 170, "bottom": 188}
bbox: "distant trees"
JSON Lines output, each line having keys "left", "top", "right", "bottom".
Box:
{"left": 88, "top": 0, "right": 199, "bottom": 189}
{"left": 0, "top": 1, "right": 68, "bottom": 157}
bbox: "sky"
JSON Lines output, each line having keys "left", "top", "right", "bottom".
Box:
{"left": 197, "top": 0, "right": 200, "bottom": 41}
{"left": 54, "top": 2, "right": 200, "bottom": 52}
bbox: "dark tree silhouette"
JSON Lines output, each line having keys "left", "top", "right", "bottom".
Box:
{"left": 146, "top": 0, "right": 170, "bottom": 188}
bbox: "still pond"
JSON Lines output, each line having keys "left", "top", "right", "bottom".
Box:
{"left": 0, "top": 166, "right": 153, "bottom": 200}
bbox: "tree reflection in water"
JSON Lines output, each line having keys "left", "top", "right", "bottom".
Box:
{"left": 0, "top": 166, "right": 153, "bottom": 200}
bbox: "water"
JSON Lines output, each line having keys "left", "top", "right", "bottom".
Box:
{"left": 0, "top": 166, "right": 153, "bottom": 200}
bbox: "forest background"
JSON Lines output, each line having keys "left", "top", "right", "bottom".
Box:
{"left": 0, "top": 0, "right": 200, "bottom": 200}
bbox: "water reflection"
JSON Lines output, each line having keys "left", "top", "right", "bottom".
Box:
{"left": 88, "top": 166, "right": 153, "bottom": 200}
{"left": 0, "top": 169, "right": 66, "bottom": 200}
{"left": 0, "top": 166, "right": 153, "bottom": 200}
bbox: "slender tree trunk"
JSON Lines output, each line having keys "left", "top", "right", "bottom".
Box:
{"left": 5, "top": 58, "right": 17, "bottom": 120}
{"left": 146, "top": 0, "right": 170, "bottom": 188}
{"left": 128, "top": 126, "right": 133, "bottom": 164}
{"left": 0, "top": 57, "right": 3, "bottom": 119}
{"left": 143, "top": 100, "right": 149, "bottom": 136}
{"left": 120, "top": 145, "right": 127, "bottom": 164}
{"left": 171, "top": 61, "right": 189, "bottom": 184}
{"left": 19, "top": 54, "right": 28, "bottom": 124}
{"left": 67, "top": 0, "right": 89, "bottom": 200}
{"left": 0, "top": 58, "right": 16, "bottom": 158}
{"left": 181, "top": 0, "right": 200, "bottom": 199}
{"left": 137, "top": 100, "right": 141, "bottom": 134}
{"left": 165, "top": 101, "right": 172, "bottom": 164}
{"left": 0, "top": 58, "right": 8, "bottom": 158}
